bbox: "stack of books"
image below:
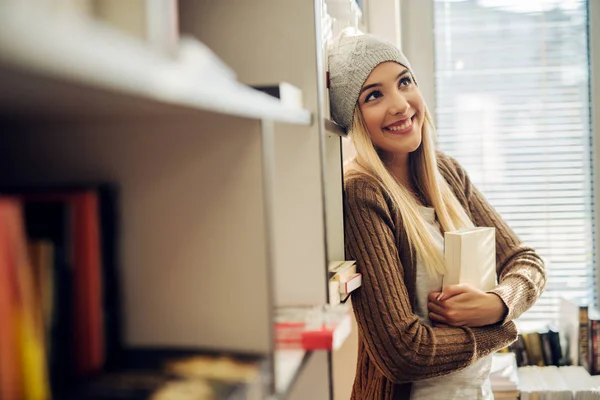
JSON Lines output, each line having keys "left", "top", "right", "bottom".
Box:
{"left": 328, "top": 260, "right": 361, "bottom": 306}
{"left": 491, "top": 353, "right": 520, "bottom": 400}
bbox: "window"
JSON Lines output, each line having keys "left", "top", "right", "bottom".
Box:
{"left": 433, "top": 0, "right": 595, "bottom": 323}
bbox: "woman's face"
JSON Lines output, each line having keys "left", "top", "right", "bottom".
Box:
{"left": 358, "top": 62, "right": 425, "bottom": 160}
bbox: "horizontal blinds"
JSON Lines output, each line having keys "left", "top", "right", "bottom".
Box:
{"left": 433, "top": 0, "right": 595, "bottom": 324}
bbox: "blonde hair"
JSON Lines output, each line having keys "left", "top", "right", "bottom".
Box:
{"left": 346, "top": 105, "right": 474, "bottom": 276}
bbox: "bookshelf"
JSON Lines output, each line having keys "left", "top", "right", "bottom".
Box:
{"left": 0, "top": 0, "right": 387, "bottom": 398}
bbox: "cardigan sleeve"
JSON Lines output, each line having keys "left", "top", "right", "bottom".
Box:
{"left": 344, "top": 175, "right": 518, "bottom": 384}
{"left": 441, "top": 154, "right": 547, "bottom": 323}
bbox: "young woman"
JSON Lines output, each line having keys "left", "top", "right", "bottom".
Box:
{"left": 328, "top": 30, "right": 547, "bottom": 400}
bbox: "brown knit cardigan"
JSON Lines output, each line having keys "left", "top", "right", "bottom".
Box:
{"left": 344, "top": 152, "right": 546, "bottom": 400}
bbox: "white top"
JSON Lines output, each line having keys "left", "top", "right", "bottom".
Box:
{"left": 410, "top": 206, "right": 493, "bottom": 400}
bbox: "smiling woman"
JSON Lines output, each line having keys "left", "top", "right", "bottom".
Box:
{"left": 358, "top": 63, "right": 424, "bottom": 169}
{"left": 327, "top": 29, "right": 547, "bottom": 400}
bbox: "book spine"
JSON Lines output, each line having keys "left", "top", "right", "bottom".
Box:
{"left": 540, "top": 332, "right": 554, "bottom": 366}
{"left": 580, "top": 306, "right": 590, "bottom": 371}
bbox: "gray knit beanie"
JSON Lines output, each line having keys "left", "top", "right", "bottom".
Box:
{"left": 328, "top": 29, "right": 416, "bottom": 131}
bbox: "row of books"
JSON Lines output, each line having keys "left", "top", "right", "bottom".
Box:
{"left": 0, "top": 185, "right": 119, "bottom": 399}
{"left": 491, "top": 353, "right": 600, "bottom": 399}
{"left": 506, "top": 329, "right": 563, "bottom": 367}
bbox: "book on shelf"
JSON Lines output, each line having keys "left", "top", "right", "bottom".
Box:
{"left": 490, "top": 353, "right": 519, "bottom": 400}
{"left": 339, "top": 273, "right": 362, "bottom": 296}
{"left": 522, "top": 332, "right": 545, "bottom": 367}
{"left": 589, "top": 307, "right": 600, "bottom": 375}
{"left": 443, "top": 227, "right": 496, "bottom": 291}
{"left": 275, "top": 304, "right": 352, "bottom": 351}
{"left": 507, "top": 326, "right": 563, "bottom": 368}
{"left": 540, "top": 328, "right": 562, "bottom": 367}
{"left": 0, "top": 197, "right": 51, "bottom": 400}
{"left": 509, "top": 334, "right": 530, "bottom": 367}
{"left": 328, "top": 260, "right": 360, "bottom": 305}
{"left": 0, "top": 184, "right": 120, "bottom": 398}
{"left": 328, "top": 260, "right": 356, "bottom": 281}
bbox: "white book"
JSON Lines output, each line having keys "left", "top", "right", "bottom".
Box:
{"left": 443, "top": 227, "right": 497, "bottom": 291}
{"left": 339, "top": 273, "right": 362, "bottom": 295}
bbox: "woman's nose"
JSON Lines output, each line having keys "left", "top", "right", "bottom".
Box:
{"left": 388, "top": 92, "right": 410, "bottom": 116}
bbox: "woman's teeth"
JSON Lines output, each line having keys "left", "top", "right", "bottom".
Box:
{"left": 387, "top": 118, "right": 412, "bottom": 131}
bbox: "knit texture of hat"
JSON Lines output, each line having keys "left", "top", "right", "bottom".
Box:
{"left": 328, "top": 29, "right": 416, "bottom": 131}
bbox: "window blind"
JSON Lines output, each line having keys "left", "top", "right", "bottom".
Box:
{"left": 433, "top": 0, "right": 595, "bottom": 323}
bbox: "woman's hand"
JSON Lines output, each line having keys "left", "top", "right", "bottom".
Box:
{"left": 427, "top": 284, "right": 508, "bottom": 328}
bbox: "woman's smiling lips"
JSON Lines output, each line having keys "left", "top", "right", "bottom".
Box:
{"left": 383, "top": 115, "right": 414, "bottom": 135}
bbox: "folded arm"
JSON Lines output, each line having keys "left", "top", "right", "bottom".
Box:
{"left": 345, "top": 176, "right": 517, "bottom": 384}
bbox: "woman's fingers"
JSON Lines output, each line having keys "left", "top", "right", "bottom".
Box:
{"left": 428, "top": 311, "right": 447, "bottom": 324}
{"left": 427, "top": 301, "right": 446, "bottom": 317}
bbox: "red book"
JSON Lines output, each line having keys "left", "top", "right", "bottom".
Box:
{"left": 275, "top": 305, "right": 352, "bottom": 351}
{"left": 301, "top": 312, "right": 352, "bottom": 351}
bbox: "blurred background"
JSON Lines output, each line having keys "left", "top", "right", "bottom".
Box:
{"left": 0, "top": 0, "right": 599, "bottom": 399}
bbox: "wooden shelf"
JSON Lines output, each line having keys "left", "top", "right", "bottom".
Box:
{"left": 0, "top": 3, "right": 311, "bottom": 124}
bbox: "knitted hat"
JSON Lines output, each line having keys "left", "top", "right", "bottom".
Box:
{"left": 327, "top": 29, "right": 416, "bottom": 131}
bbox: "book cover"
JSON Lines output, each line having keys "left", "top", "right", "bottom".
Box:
{"left": 588, "top": 308, "right": 600, "bottom": 375}
{"left": 508, "top": 334, "right": 529, "bottom": 367}
{"left": 522, "top": 332, "right": 545, "bottom": 367}
{"left": 539, "top": 328, "right": 562, "bottom": 367}
{"left": 443, "top": 227, "right": 496, "bottom": 291}
{"left": 338, "top": 273, "right": 362, "bottom": 296}
{"left": 275, "top": 305, "right": 352, "bottom": 350}
{"left": 328, "top": 260, "right": 357, "bottom": 282}
{"left": 1, "top": 198, "right": 50, "bottom": 399}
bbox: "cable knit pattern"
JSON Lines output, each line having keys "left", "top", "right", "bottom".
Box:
{"left": 344, "top": 152, "right": 546, "bottom": 400}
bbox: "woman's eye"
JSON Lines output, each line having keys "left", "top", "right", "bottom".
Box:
{"left": 365, "top": 90, "right": 382, "bottom": 102}
{"left": 399, "top": 76, "right": 412, "bottom": 87}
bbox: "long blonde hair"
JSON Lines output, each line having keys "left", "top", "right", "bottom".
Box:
{"left": 346, "top": 105, "right": 474, "bottom": 276}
